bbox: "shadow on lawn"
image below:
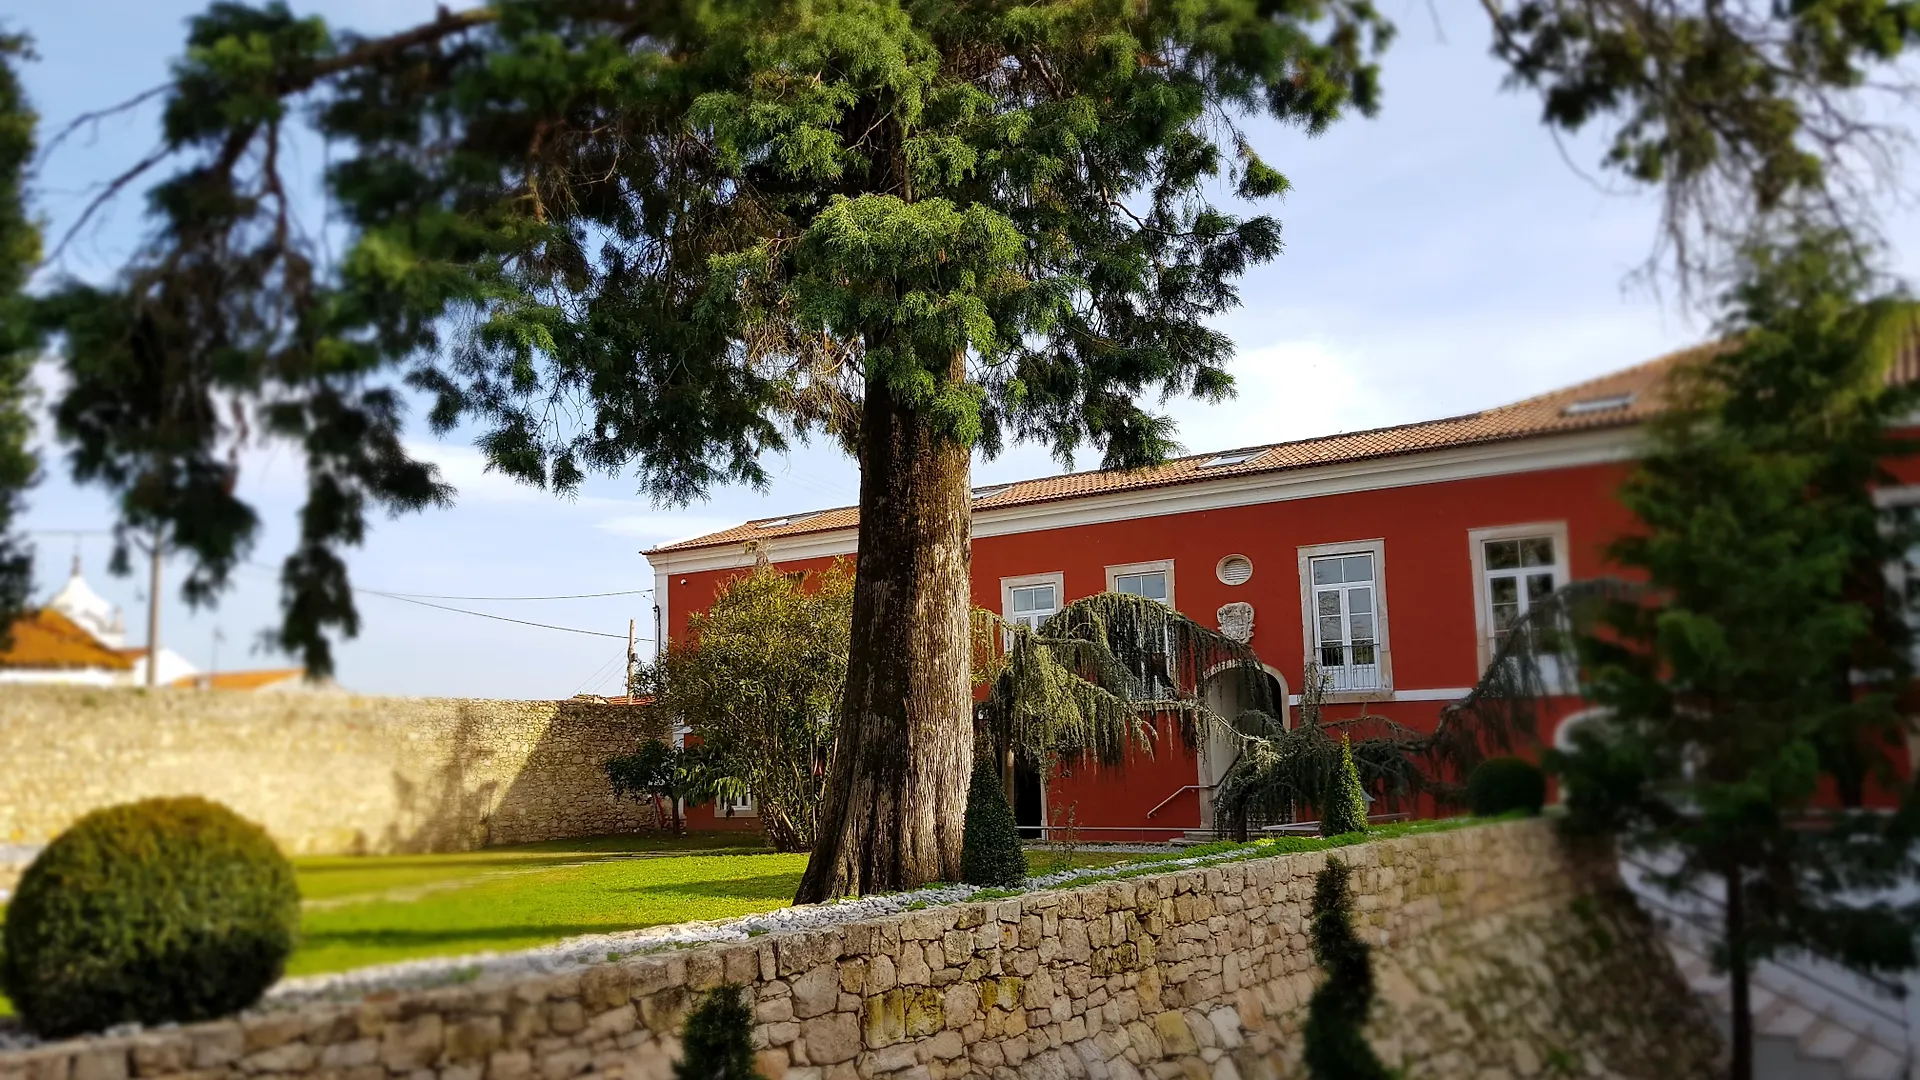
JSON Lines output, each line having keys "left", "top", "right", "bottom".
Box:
{"left": 619, "top": 872, "right": 804, "bottom": 902}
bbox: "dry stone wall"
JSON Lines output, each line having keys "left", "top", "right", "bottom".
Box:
{"left": 0, "top": 819, "right": 1722, "bottom": 1080}
{"left": 0, "top": 685, "right": 664, "bottom": 867}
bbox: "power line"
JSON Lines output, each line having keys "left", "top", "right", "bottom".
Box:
{"left": 572, "top": 646, "right": 630, "bottom": 697}
{"left": 373, "top": 588, "right": 652, "bottom": 601}
{"left": 237, "top": 559, "right": 654, "bottom": 640}
{"left": 360, "top": 591, "right": 648, "bottom": 641}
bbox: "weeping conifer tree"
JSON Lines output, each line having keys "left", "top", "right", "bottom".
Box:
{"left": 1211, "top": 666, "right": 1426, "bottom": 840}
{"left": 977, "top": 592, "right": 1282, "bottom": 801}
{"left": 981, "top": 592, "right": 1526, "bottom": 840}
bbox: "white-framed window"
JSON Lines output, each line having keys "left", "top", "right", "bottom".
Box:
{"left": 1296, "top": 540, "right": 1391, "bottom": 696}
{"left": 1467, "top": 523, "right": 1571, "bottom": 679}
{"left": 722, "top": 790, "right": 756, "bottom": 818}
{"left": 1002, "top": 572, "right": 1065, "bottom": 633}
{"left": 1105, "top": 560, "right": 1175, "bottom": 609}
{"left": 1104, "top": 560, "right": 1177, "bottom": 698}
{"left": 1874, "top": 487, "right": 1920, "bottom": 660}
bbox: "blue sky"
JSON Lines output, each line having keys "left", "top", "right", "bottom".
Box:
{"left": 8, "top": 0, "right": 1919, "bottom": 698}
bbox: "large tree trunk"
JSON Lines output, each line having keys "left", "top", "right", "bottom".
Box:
{"left": 1725, "top": 865, "right": 1753, "bottom": 1080}
{"left": 794, "top": 372, "right": 974, "bottom": 902}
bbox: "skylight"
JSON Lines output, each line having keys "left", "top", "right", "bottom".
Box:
{"left": 1199, "top": 449, "right": 1264, "bottom": 469}
{"left": 1562, "top": 393, "right": 1635, "bottom": 416}
{"left": 972, "top": 483, "right": 1012, "bottom": 499}
{"left": 753, "top": 511, "right": 820, "bottom": 529}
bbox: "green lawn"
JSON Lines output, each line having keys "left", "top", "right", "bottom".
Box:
{"left": 0, "top": 834, "right": 1166, "bottom": 1013}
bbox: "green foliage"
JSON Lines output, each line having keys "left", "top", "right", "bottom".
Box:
{"left": 0, "top": 797, "right": 300, "bottom": 1037}
{"left": 0, "top": 34, "right": 37, "bottom": 643}
{"left": 40, "top": 0, "right": 1394, "bottom": 674}
{"left": 605, "top": 740, "right": 692, "bottom": 836}
{"left": 961, "top": 759, "right": 1028, "bottom": 888}
{"left": 1214, "top": 667, "right": 1434, "bottom": 840}
{"left": 1484, "top": 0, "right": 1920, "bottom": 276}
{"left": 637, "top": 560, "right": 853, "bottom": 853}
{"left": 980, "top": 592, "right": 1283, "bottom": 786}
{"left": 1465, "top": 757, "right": 1547, "bottom": 817}
{"left": 1302, "top": 859, "right": 1392, "bottom": 1080}
{"left": 675, "top": 986, "right": 761, "bottom": 1080}
{"left": 1495, "top": 227, "right": 1920, "bottom": 1065}
{"left": 1321, "top": 736, "right": 1370, "bottom": 837}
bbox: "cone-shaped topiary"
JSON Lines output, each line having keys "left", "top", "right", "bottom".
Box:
{"left": 0, "top": 796, "right": 300, "bottom": 1037}
{"left": 961, "top": 758, "right": 1028, "bottom": 888}
{"left": 1466, "top": 756, "right": 1548, "bottom": 817}
{"left": 675, "top": 985, "right": 761, "bottom": 1079}
{"left": 1320, "top": 735, "right": 1369, "bottom": 837}
{"left": 1303, "top": 859, "right": 1393, "bottom": 1079}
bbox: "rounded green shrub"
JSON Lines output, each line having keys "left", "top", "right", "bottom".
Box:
{"left": 1467, "top": 756, "right": 1548, "bottom": 817}
{"left": 0, "top": 796, "right": 301, "bottom": 1037}
{"left": 960, "top": 758, "right": 1028, "bottom": 888}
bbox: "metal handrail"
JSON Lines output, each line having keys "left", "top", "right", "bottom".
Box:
{"left": 1632, "top": 887, "right": 1911, "bottom": 1035}
{"left": 1145, "top": 784, "right": 1210, "bottom": 819}
{"left": 1620, "top": 853, "right": 1911, "bottom": 1034}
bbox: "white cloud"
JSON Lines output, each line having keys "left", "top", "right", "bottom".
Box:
{"left": 594, "top": 513, "right": 741, "bottom": 545}
{"left": 403, "top": 441, "right": 556, "bottom": 504}
{"left": 1163, "top": 337, "right": 1383, "bottom": 454}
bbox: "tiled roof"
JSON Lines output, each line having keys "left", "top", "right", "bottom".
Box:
{"left": 0, "top": 609, "right": 137, "bottom": 671}
{"left": 647, "top": 344, "right": 1706, "bottom": 556}
{"left": 170, "top": 669, "right": 305, "bottom": 691}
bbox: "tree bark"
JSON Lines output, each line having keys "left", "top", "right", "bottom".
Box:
{"left": 794, "top": 369, "right": 974, "bottom": 902}
{"left": 1725, "top": 865, "right": 1753, "bottom": 1080}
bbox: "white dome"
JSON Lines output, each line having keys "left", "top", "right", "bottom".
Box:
{"left": 47, "top": 558, "right": 126, "bottom": 649}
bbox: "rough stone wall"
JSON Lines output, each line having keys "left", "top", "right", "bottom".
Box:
{"left": 0, "top": 820, "right": 1721, "bottom": 1080}
{"left": 0, "top": 685, "right": 665, "bottom": 861}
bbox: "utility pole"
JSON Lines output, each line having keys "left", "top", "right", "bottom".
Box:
{"left": 145, "top": 536, "right": 162, "bottom": 688}
{"left": 626, "top": 618, "right": 637, "bottom": 695}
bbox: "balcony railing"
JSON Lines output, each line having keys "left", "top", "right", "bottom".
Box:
{"left": 1316, "top": 643, "right": 1382, "bottom": 692}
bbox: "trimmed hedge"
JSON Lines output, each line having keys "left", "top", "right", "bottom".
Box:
{"left": 1467, "top": 756, "right": 1548, "bottom": 817}
{"left": 0, "top": 796, "right": 300, "bottom": 1037}
{"left": 961, "top": 758, "right": 1028, "bottom": 888}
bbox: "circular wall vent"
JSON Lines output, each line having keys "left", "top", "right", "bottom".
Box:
{"left": 1216, "top": 554, "right": 1254, "bottom": 586}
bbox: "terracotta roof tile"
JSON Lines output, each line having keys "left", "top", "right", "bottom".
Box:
{"left": 0, "top": 609, "right": 137, "bottom": 671}
{"left": 170, "top": 669, "right": 305, "bottom": 691}
{"left": 646, "top": 343, "right": 1708, "bottom": 557}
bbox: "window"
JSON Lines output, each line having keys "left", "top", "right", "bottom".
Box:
{"left": 1002, "top": 572, "right": 1064, "bottom": 633}
{"left": 1103, "top": 561, "right": 1177, "bottom": 698}
{"left": 1875, "top": 490, "right": 1920, "bottom": 658}
{"left": 1562, "top": 393, "right": 1634, "bottom": 416}
{"left": 722, "top": 790, "right": 756, "bottom": 817}
{"left": 1106, "top": 560, "right": 1175, "bottom": 609}
{"left": 1296, "top": 540, "right": 1391, "bottom": 696}
{"left": 1200, "top": 448, "right": 1263, "bottom": 469}
{"left": 1468, "top": 522, "right": 1571, "bottom": 677}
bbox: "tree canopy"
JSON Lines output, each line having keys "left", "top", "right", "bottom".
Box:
{"left": 636, "top": 558, "right": 854, "bottom": 852}
{"left": 12, "top": 0, "right": 1918, "bottom": 896}
{"left": 1489, "top": 228, "right": 1920, "bottom": 1080}
{"left": 0, "top": 33, "right": 36, "bottom": 643}
{"left": 20, "top": 0, "right": 1916, "bottom": 671}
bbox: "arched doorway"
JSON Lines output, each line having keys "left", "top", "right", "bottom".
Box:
{"left": 1199, "top": 664, "right": 1288, "bottom": 830}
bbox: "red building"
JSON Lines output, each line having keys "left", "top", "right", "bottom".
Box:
{"left": 644, "top": 346, "right": 1920, "bottom": 839}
